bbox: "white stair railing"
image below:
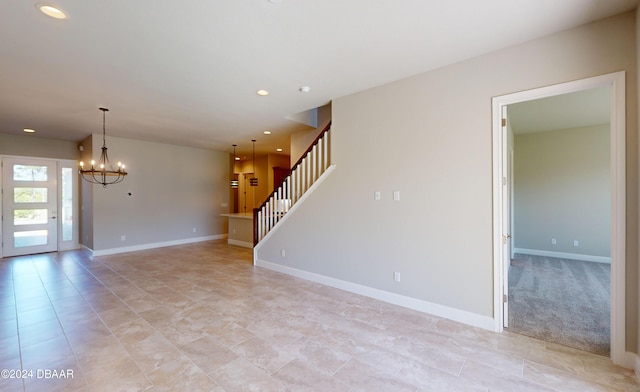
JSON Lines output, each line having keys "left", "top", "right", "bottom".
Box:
{"left": 254, "top": 122, "right": 331, "bottom": 244}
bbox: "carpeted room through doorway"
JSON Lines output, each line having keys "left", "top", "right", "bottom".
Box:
{"left": 507, "top": 253, "right": 610, "bottom": 356}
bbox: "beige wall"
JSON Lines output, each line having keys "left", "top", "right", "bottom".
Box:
{"left": 80, "top": 135, "right": 229, "bottom": 251}
{"left": 290, "top": 103, "right": 332, "bottom": 167}
{"left": 257, "top": 12, "right": 638, "bottom": 350}
{"left": 514, "top": 125, "right": 611, "bottom": 258}
{"left": 79, "top": 135, "right": 94, "bottom": 249}
{"left": 0, "top": 133, "right": 79, "bottom": 160}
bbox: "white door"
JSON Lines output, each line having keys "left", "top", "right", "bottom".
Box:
{"left": 2, "top": 158, "right": 58, "bottom": 257}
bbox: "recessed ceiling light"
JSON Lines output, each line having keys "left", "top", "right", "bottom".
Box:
{"left": 276, "top": 148, "right": 283, "bottom": 152}
{"left": 263, "top": 131, "right": 272, "bottom": 135}
{"left": 235, "top": 157, "right": 240, "bottom": 161}
{"left": 23, "top": 128, "right": 36, "bottom": 133}
{"left": 299, "top": 86, "right": 311, "bottom": 93}
{"left": 256, "top": 89, "right": 269, "bottom": 96}
{"left": 37, "top": 4, "right": 67, "bottom": 19}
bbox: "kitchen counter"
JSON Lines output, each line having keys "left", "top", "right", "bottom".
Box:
{"left": 221, "top": 213, "right": 253, "bottom": 248}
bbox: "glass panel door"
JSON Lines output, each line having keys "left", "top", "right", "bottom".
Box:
{"left": 58, "top": 164, "right": 78, "bottom": 250}
{"left": 2, "top": 158, "right": 58, "bottom": 256}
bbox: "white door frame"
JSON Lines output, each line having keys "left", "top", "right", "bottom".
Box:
{"left": 491, "top": 71, "right": 628, "bottom": 367}
{"left": 0, "top": 155, "right": 79, "bottom": 258}
{"left": 2, "top": 157, "right": 58, "bottom": 256}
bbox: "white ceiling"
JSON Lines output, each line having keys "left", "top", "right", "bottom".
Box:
{"left": 1, "top": 0, "right": 636, "bottom": 157}
{"left": 508, "top": 86, "right": 611, "bottom": 134}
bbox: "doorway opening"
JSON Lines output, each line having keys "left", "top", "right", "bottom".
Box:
{"left": 492, "top": 72, "right": 626, "bottom": 366}
{"left": 507, "top": 86, "right": 611, "bottom": 356}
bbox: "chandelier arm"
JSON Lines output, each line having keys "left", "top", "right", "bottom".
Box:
{"left": 89, "top": 170, "right": 101, "bottom": 186}
{"left": 80, "top": 169, "right": 126, "bottom": 187}
{"left": 102, "top": 147, "right": 111, "bottom": 171}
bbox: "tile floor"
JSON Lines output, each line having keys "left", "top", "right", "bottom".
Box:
{"left": 0, "top": 240, "right": 638, "bottom": 391}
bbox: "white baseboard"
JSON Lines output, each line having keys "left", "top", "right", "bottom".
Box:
{"left": 612, "top": 351, "right": 637, "bottom": 371}
{"left": 91, "top": 234, "right": 226, "bottom": 256}
{"left": 227, "top": 239, "right": 253, "bottom": 248}
{"left": 255, "top": 258, "right": 495, "bottom": 331}
{"left": 514, "top": 248, "right": 611, "bottom": 264}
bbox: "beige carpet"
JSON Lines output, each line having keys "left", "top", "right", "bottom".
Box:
{"left": 507, "top": 254, "right": 610, "bottom": 356}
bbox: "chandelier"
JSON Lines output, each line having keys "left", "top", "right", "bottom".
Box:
{"left": 79, "top": 107, "right": 128, "bottom": 187}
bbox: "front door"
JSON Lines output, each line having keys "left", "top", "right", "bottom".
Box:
{"left": 2, "top": 158, "right": 58, "bottom": 257}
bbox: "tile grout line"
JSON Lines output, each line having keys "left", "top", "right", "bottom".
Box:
{"left": 84, "top": 250, "right": 251, "bottom": 389}
{"left": 50, "top": 251, "right": 152, "bottom": 391}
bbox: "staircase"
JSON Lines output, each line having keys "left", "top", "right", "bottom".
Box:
{"left": 253, "top": 122, "right": 332, "bottom": 245}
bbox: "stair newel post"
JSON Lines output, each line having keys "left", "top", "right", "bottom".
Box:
{"left": 253, "top": 208, "right": 260, "bottom": 245}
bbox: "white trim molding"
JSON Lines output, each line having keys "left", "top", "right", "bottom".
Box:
{"left": 255, "top": 258, "right": 495, "bottom": 331}
{"left": 91, "top": 234, "right": 226, "bottom": 256}
{"left": 513, "top": 248, "right": 611, "bottom": 264}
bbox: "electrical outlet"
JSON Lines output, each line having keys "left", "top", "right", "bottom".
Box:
{"left": 573, "top": 240, "right": 579, "bottom": 247}
{"left": 393, "top": 272, "right": 401, "bottom": 282}
{"left": 281, "top": 249, "right": 286, "bottom": 257}
{"left": 374, "top": 191, "right": 381, "bottom": 201}
{"left": 192, "top": 227, "right": 196, "bottom": 233}
{"left": 120, "top": 235, "right": 126, "bottom": 241}
{"left": 551, "top": 238, "right": 557, "bottom": 245}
